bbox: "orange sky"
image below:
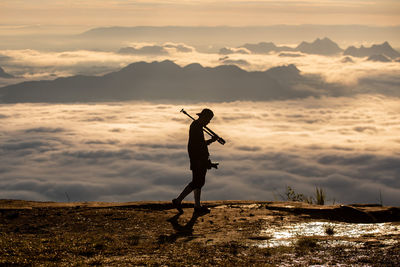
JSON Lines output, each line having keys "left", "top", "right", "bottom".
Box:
{"left": 1, "top": 0, "right": 399, "bottom": 28}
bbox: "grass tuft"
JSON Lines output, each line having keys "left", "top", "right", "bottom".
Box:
{"left": 324, "top": 224, "right": 335, "bottom": 236}
{"left": 282, "top": 186, "right": 327, "bottom": 205}
{"left": 315, "top": 187, "right": 325, "bottom": 205}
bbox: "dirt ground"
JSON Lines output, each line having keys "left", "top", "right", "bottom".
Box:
{"left": 1, "top": 200, "right": 399, "bottom": 266}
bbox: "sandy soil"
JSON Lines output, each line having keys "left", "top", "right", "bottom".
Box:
{"left": 1, "top": 200, "right": 399, "bottom": 266}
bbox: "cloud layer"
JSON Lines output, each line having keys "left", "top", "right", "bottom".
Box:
{"left": 1, "top": 96, "right": 399, "bottom": 205}
{"left": 1, "top": 41, "right": 399, "bottom": 89}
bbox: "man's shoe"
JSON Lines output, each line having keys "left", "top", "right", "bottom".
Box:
{"left": 172, "top": 199, "right": 183, "bottom": 213}
{"left": 194, "top": 206, "right": 210, "bottom": 214}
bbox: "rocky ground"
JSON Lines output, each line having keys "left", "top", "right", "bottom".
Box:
{"left": 1, "top": 200, "right": 399, "bottom": 266}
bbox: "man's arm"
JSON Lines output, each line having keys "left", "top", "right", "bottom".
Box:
{"left": 206, "top": 135, "right": 219, "bottom": 145}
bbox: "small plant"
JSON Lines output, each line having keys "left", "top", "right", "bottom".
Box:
{"left": 324, "top": 224, "right": 335, "bottom": 236}
{"left": 281, "top": 186, "right": 327, "bottom": 205}
{"left": 304, "top": 196, "right": 314, "bottom": 204}
{"left": 284, "top": 186, "right": 307, "bottom": 202}
{"left": 315, "top": 187, "right": 325, "bottom": 205}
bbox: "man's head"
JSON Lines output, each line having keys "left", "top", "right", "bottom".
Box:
{"left": 197, "top": 108, "right": 214, "bottom": 126}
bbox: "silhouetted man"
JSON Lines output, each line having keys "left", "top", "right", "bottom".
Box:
{"left": 172, "top": 108, "right": 218, "bottom": 214}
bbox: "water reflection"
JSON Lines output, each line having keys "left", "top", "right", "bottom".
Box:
{"left": 259, "top": 221, "right": 400, "bottom": 248}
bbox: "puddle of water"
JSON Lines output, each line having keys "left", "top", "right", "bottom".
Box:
{"left": 258, "top": 221, "right": 400, "bottom": 248}
{"left": 214, "top": 204, "right": 262, "bottom": 209}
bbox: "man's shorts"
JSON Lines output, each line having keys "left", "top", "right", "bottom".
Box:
{"left": 189, "top": 167, "right": 207, "bottom": 189}
{"left": 189, "top": 159, "right": 208, "bottom": 189}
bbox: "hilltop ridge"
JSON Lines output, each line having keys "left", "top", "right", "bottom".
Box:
{"left": 1, "top": 199, "right": 399, "bottom": 223}
{"left": 1, "top": 199, "right": 399, "bottom": 265}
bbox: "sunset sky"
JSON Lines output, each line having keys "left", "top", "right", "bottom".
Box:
{"left": 1, "top": 0, "right": 399, "bottom": 27}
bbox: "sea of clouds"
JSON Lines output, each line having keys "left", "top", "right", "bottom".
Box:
{"left": 1, "top": 96, "right": 399, "bottom": 205}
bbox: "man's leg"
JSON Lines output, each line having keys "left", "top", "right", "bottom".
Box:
{"left": 176, "top": 183, "right": 194, "bottom": 203}
{"left": 192, "top": 168, "right": 210, "bottom": 213}
{"left": 173, "top": 182, "right": 193, "bottom": 213}
{"left": 194, "top": 188, "right": 210, "bottom": 213}
{"left": 194, "top": 188, "right": 201, "bottom": 208}
{"left": 174, "top": 168, "right": 207, "bottom": 212}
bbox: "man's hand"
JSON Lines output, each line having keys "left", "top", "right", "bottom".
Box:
{"left": 206, "top": 135, "right": 219, "bottom": 145}
{"left": 210, "top": 135, "right": 219, "bottom": 143}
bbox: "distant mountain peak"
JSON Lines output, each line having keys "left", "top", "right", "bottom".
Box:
{"left": 315, "top": 37, "right": 334, "bottom": 43}
{"left": 344, "top": 41, "right": 400, "bottom": 59}
{"left": 267, "top": 64, "right": 300, "bottom": 74}
{"left": 183, "top": 63, "right": 204, "bottom": 70}
{"left": 157, "top": 59, "right": 178, "bottom": 66}
{"left": 295, "top": 37, "right": 342, "bottom": 55}
{"left": 372, "top": 41, "right": 391, "bottom": 49}
{"left": 121, "top": 60, "right": 180, "bottom": 71}
{"left": 265, "top": 64, "right": 301, "bottom": 81}
{"left": 239, "top": 42, "right": 293, "bottom": 54}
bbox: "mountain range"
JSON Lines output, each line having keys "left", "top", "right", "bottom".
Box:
{"left": 0, "top": 60, "right": 333, "bottom": 103}
{"left": 222, "top": 38, "right": 342, "bottom": 55}
{"left": 76, "top": 25, "right": 400, "bottom": 52}
{"left": 222, "top": 38, "right": 399, "bottom": 59}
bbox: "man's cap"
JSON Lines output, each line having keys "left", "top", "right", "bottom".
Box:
{"left": 197, "top": 108, "right": 214, "bottom": 118}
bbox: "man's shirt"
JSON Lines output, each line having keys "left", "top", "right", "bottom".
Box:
{"left": 188, "top": 120, "right": 209, "bottom": 162}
